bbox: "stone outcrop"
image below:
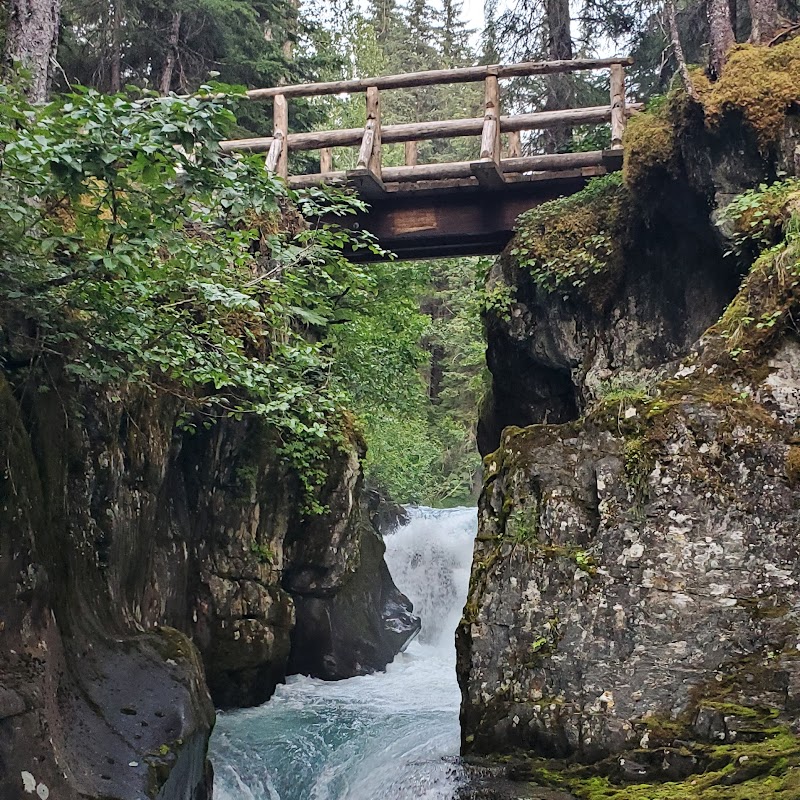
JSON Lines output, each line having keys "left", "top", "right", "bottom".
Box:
{"left": 0, "top": 369, "right": 418, "bottom": 799}
{"left": 459, "top": 43, "right": 800, "bottom": 796}
{"left": 460, "top": 361, "right": 800, "bottom": 759}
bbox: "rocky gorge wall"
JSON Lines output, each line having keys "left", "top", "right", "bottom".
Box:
{"left": 458, "top": 41, "right": 800, "bottom": 798}
{"left": 0, "top": 367, "right": 418, "bottom": 799}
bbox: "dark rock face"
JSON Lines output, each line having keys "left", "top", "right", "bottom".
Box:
{"left": 459, "top": 108, "right": 800, "bottom": 778}
{"left": 0, "top": 378, "right": 215, "bottom": 800}
{"left": 477, "top": 112, "right": 800, "bottom": 459}
{"left": 0, "top": 371, "right": 417, "bottom": 798}
{"left": 289, "top": 526, "right": 420, "bottom": 678}
{"left": 477, "top": 173, "right": 741, "bottom": 458}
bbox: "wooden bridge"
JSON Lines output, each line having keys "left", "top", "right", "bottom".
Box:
{"left": 221, "top": 57, "right": 635, "bottom": 260}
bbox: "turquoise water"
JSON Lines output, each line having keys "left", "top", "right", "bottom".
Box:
{"left": 210, "top": 507, "right": 478, "bottom": 800}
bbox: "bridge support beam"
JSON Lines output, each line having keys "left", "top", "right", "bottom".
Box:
{"left": 331, "top": 173, "right": 594, "bottom": 261}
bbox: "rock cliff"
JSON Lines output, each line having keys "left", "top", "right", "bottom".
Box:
{"left": 0, "top": 368, "right": 418, "bottom": 799}
{"left": 459, "top": 41, "right": 800, "bottom": 798}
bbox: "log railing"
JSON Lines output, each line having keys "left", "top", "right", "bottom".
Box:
{"left": 221, "top": 56, "right": 635, "bottom": 193}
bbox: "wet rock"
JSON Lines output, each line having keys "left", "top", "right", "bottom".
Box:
{"left": 0, "top": 368, "right": 415, "bottom": 797}
{"left": 458, "top": 760, "right": 577, "bottom": 799}
{"left": 366, "top": 486, "right": 410, "bottom": 533}
{"left": 289, "top": 525, "right": 420, "bottom": 679}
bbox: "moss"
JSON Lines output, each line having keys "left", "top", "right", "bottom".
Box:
{"left": 786, "top": 446, "right": 800, "bottom": 485}
{"left": 622, "top": 110, "right": 680, "bottom": 195}
{"left": 702, "top": 229, "right": 800, "bottom": 372}
{"left": 507, "top": 173, "right": 628, "bottom": 305}
{"left": 491, "top": 724, "right": 800, "bottom": 800}
{"left": 149, "top": 625, "right": 198, "bottom": 665}
{"left": 738, "top": 596, "right": 792, "bottom": 620}
{"left": 693, "top": 38, "right": 800, "bottom": 148}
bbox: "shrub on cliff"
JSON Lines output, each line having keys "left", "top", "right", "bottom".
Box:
{"left": 509, "top": 172, "right": 628, "bottom": 304}
{"left": 0, "top": 81, "right": 390, "bottom": 506}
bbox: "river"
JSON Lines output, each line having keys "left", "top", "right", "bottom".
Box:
{"left": 210, "top": 506, "right": 478, "bottom": 800}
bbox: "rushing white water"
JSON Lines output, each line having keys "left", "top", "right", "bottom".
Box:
{"left": 210, "top": 506, "right": 478, "bottom": 800}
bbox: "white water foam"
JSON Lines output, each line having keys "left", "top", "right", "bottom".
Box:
{"left": 211, "top": 506, "right": 478, "bottom": 800}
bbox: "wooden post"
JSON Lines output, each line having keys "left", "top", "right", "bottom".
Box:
{"left": 366, "top": 86, "right": 382, "bottom": 174}
{"left": 610, "top": 64, "right": 626, "bottom": 149}
{"left": 405, "top": 140, "right": 418, "bottom": 166}
{"left": 350, "top": 85, "right": 385, "bottom": 197}
{"left": 320, "top": 147, "right": 332, "bottom": 173}
{"left": 481, "top": 74, "right": 501, "bottom": 162}
{"left": 273, "top": 93, "right": 289, "bottom": 178}
{"left": 507, "top": 130, "right": 522, "bottom": 158}
{"left": 472, "top": 72, "right": 505, "bottom": 188}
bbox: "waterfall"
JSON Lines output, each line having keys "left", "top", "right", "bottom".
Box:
{"left": 210, "top": 506, "right": 478, "bottom": 800}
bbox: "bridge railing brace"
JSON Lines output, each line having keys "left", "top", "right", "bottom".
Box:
{"left": 223, "top": 56, "right": 635, "bottom": 191}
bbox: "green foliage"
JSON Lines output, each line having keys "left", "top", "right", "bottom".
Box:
{"left": 0, "top": 81, "right": 388, "bottom": 510}
{"left": 623, "top": 436, "right": 654, "bottom": 510}
{"left": 718, "top": 179, "right": 800, "bottom": 260}
{"left": 332, "top": 256, "right": 487, "bottom": 506}
{"left": 597, "top": 375, "right": 654, "bottom": 407}
{"left": 482, "top": 281, "right": 517, "bottom": 322}
{"left": 510, "top": 173, "right": 627, "bottom": 296}
{"left": 250, "top": 541, "right": 276, "bottom": 564}
{"left": 505, "top": 504, "right": 541, "bottom": 543}
{"left": 709, "top": 180, "right": 800, "bottom": 365}
{"left": 58, "top": 0, "right": 322, "bottom": 92}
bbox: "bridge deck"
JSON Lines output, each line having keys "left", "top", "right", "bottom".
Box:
{"left": 223, "top": 57, "right": 633, "bottom": 260}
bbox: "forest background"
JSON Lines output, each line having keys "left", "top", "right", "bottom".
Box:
{"left": 3, "top": 0, "right": 797, "bottom": 505}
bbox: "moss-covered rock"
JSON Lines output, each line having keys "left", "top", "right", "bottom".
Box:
{"left": 694, "top": 39, "right": 800, "bottom": 149}
{"left": 463, "top": 39, "right": 800, "bottom": 800}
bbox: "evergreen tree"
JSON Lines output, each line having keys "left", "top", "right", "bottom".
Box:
{"left": 57, "top": 0, "right": 330, "bottom": 95}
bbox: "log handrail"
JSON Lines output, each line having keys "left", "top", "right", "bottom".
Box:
{"left": 287, "top": 149, "right": 621, "bottom": 189}
{"left": 220, "top": 104, "right": 641, "bottom": 155}
{"left": 243, "top": 56, "right": 633, "bottom": 100}
{"left": 219, "top": 56, "right": 635, "bottom": 191}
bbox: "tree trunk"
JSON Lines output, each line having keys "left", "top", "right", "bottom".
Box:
{"left": 159, "top": 11, "right": 182, "bottom": 95}
{"left": 282, "top": 0, "right": 299, "bottom": 61}
{"left": 708, "top": 0, "right": 736, "bottom": 77}
{"left": 3, "top": 0, "right": 63, "bottom": 102}
{"left": 110, "top": 0, "right": 122, "bottom": 93}
{"left": 667, "top": 0, "right": 699, "bottom": 98}
{"left": 749, "top": 0, "right": 780, "bottom": 42}
{"left": 543, "top": 0, "right": 573, "bottom": 152}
